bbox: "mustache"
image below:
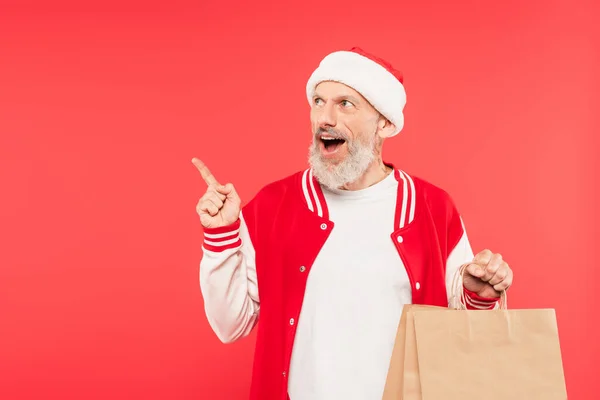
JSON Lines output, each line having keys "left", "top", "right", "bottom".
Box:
{"left": 315, "top": 127, "right": 349, "bottom": 141}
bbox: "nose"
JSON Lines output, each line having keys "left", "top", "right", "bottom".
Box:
{"left": 316, "top": 101, "right": 336, "bottom": 129}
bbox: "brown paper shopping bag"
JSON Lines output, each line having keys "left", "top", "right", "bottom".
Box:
{"left": 382, "top": 265, "right": 568, "bottom": 400}
{"left": 382, "top": 304, "right": 438, "bottom": 399}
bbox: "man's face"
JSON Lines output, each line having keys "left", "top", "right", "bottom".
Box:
{"left": 308, "top": 81, "right": 381, "bottom": 189}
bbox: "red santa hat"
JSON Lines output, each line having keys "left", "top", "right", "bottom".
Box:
{"left": 306, "top": 47, "right": 407, "bottom": 136}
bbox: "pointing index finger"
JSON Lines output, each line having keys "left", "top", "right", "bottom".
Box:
{"left": 192, "top": 158, "right": 219, "bottom": 186}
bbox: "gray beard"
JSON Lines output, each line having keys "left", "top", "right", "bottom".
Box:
{"left": 308, "top": 130, "right": 377, "bottom": 191}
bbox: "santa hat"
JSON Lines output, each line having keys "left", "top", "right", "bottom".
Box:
{"left": 306, "top": 47, "right": 406, "bottom": 136}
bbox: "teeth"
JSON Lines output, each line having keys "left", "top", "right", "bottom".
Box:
{"left": 322, "top": 137, "right": 340, "bottom": 140}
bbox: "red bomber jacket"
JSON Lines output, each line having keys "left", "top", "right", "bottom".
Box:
{"left": 199, "top": 165, "right": 499, "bottom": 400}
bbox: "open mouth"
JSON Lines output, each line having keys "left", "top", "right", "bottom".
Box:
{"left": 320, "top": 136, "right": 346, "bottom": 154}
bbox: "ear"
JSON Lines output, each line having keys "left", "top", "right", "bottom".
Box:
{"left": 376, "top": 117, "right": 397, "bottom": 139}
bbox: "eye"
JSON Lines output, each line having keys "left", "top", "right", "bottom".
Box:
{"left": 341, "top": 100, "right": 354, "bottom": 108}
{"left": 314, "top": 97, "right": 324, "bottom": 106}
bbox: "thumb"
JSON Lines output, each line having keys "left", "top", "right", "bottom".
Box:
{"left": 465, "top": 262, "right": 485, "bottom": 279}
{"left": 216, "top": 183, "right": 240, "bottom": 201}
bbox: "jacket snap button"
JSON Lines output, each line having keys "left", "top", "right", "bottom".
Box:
{"left": 289, "top": 318, "right": 295, "bottom": 325}
{"left": 320, "top": 223, "right": 327, "bottom": 230}
{"left": 415, "top": 282, "right": 421, "bottom": 290}
{"left": 299, "top": 266, "right": 306, "bottom": 272}
{"left": 397, "top": 235, "right": 403, "bottom": 243}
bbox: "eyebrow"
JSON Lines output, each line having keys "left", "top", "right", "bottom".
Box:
{"left": 314, "top": 93, "right": 362, "bottom": 104}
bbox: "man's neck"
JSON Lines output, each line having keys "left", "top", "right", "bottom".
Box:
{"left": 340, "top": 159, "right": 392, "bottom": 191}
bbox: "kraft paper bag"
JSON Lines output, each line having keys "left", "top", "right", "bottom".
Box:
{"left": 382, "top": 304, "right": 440, "bottom": 399}
{"left": 382, "top": 304, "right": 442, "bottom": 400}
{"left": 382, "top": 265, "right": 568, "bottom": 400}
{"left": 381, "top": 303, "right": 409, "bottom": 399}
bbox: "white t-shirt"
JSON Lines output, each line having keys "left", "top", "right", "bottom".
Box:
{"left": 288, "top": 171, "right": 412, "bottom": 400}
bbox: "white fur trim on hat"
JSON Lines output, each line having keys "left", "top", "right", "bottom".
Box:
{"left": 306, "top": 50, "right": 406, "bottom": 136}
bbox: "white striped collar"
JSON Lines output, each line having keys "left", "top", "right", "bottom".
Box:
{"left": 394, "top": 168, "right": 416, "bottom": 229}
{"left": 301, "top": 168, "right": 327, "bottom": 219}
{"left": 300, "top": 166, "right": 416, "bottom": 228}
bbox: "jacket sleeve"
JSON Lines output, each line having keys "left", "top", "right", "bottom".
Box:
{"left": 445, "top": 217, "right": 500, "bottom": 310}
{"left": 199, "top": 210, "right": 260, "bottom": 343}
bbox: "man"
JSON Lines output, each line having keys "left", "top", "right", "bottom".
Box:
{"left": 193, "top": 47, "right": 513, "bottom": 400}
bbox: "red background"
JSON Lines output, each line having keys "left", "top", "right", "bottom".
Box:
{"left": 1, "top": 1, "right": 598, "bottom": 399}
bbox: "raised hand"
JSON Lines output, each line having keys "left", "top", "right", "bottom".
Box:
{"left": 192, "top": 158, "right": 241, "bottom": 229}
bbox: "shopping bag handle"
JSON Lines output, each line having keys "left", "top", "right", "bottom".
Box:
{"left": 449, "top": 263, "right": 508, "bottom": 310}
